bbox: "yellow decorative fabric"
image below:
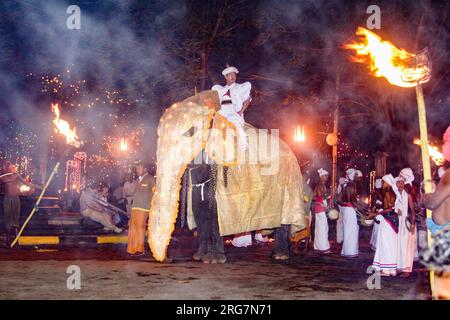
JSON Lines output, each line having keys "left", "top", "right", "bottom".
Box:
{"left": 149, "top": 90, "right": 306, "bottom": 262}
{"left": 148, "top": 91, "right": 217, "bottom": 262}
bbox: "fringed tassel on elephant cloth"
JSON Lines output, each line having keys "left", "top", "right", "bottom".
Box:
{"left": 149, "top": 90, "right": 307, "bottom": 262}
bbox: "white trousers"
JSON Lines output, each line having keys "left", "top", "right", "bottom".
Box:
{"left": 218, "top": 107, "right": 248, "bottom": 149}
{"left": 231, "top": 232, "right": 252, "bottom": 247}
{"left": 397, "top": 216, "right": 417, "bottom": 273}
{"left": 314, "top": 212, "right": 330, "bottom": 252}
{"left": 340, "top": 206, "right": 359, "bottom": 257}
{"left": 81, "top": 208, "right": 116, "bottom": 229}
{"left": 370, "top": 217, "right": 380, "bottom": 250}
{"left": 372, "top": 216, "right": 398, "bottom": 274}
{"left": 336, "top": 205, "right": 344, "bottom": 243}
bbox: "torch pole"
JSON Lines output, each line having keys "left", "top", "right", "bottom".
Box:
{"left": 10, "top": 162, "right": 60, "bottom": 248}
{"left": 415, "top": 83, "right": 435, "bottom": 299}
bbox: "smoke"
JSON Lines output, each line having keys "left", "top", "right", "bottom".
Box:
{"left": 0, "top": 0, "right": 188, "bottom": 184}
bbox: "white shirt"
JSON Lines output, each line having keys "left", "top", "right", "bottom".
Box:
{"left": 211, "top": 82, "right": 252, "bottom": 114}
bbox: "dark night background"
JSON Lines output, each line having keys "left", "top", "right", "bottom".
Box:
{"left": 0, "top": 0, "right": 448, "bottom": 189}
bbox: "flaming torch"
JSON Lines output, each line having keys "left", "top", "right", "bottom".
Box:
{"left": 51, "top": 104, "right": 81, "bottom": 148}
{"left": 344, "top": 27, "right": 435, "bottom": 297}
{"left": 413, "top": 138, "right": 445, "bottom": 166}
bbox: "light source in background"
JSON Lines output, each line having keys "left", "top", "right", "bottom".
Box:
{"left": 119, "top": 138, "right": 128, "bottom": 152}
{"left": 293, "top": 125, "right": 306, "bottom": 143}
{"left": 19, "top": 185, "right": 31, "bottom": 193}
{"left": 326, "top": 133, "right": 338, "bottom": 146}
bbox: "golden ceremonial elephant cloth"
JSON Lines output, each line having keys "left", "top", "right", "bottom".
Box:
{"left": 148, "top": 91, "right": 306, "bottom": 262}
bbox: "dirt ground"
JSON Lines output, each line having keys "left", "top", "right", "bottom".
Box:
{"left": 0, "top": 238, "right": 431, "bottom": 300}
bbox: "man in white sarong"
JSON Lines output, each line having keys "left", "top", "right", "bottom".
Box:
{"left": 397, "top": 168, "right": 417, "bottom": 276}
{"left": 211, "top": 65, "right": 251, "bottom": 150}
{"left": 336, "top": 168, "right": 357, "bottom": 246}
{"left": 370, "top": 178, "right": 383, "bottom": 251}
{"left": 313, "top": 168, "right": 331, "bottom": 254}
{"left": 338, "top": 170, "right": 360, "bottom": 258}
{"left": 371, "top": 174, "right": 399, "bottom": 276}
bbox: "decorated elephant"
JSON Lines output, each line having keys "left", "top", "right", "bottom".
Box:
{"left": 148, "top": 90, "right": 307, "bottom": 262}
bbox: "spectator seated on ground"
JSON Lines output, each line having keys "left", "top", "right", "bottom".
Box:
{"left": 79, "top": 185, "right": 122, "bottom": 234}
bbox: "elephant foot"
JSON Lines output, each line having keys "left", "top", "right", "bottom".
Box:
{"left": 271, "top": 252, "right": 289, "bottom": 261}
{"left": 201, "top": 252, "right": 214, "bottom": 264}
{"left": 192, "top": 250, "right": 207, "bottom": 261}
{"left": 210, "top": 253, "right": 227, "bottom": 264}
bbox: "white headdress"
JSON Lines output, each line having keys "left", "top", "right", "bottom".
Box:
{"left": 222, "top": 66, "right": 239, "bottom": 76}
{"left": 318, "top": 168, "right": 329, "bottom": 177}
{"left": 346, "top": 168, "right": 357, "bottom": 181}
{"left": 375, "top": 178, "right": 382, "bottom": 189}
{"left": 399, "top": 168, "right": 414, "bottom": 186}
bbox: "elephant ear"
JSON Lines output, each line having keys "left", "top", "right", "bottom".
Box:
{"left": 148, "top": 91, "right": 216, "bottom": 262}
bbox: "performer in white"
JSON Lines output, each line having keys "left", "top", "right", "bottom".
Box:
{"left": 212, "top": 66, "right": 252, "bottom": 149}
{"left": 370, "top": 178, "right": 383, "bottom": 251}
{"left": 371, "top": 174, "right": 399, "bottom": 276}
{"left": 313, "top": 168, "right": 331, "bottom": 254}
{"left": 336, "top": 168, "right": 357, "bottom": 244}
{"left": 396, "top": 169, "right": 417, "bottom": 277}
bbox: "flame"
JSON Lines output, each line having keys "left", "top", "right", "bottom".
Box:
{"left": 20, "top": 185, "right": 30, "bottom": 193}
{"left": 294, "top": 125, "right": 306, "bottom": 142}
{"left": 413, "top": 138, "right": 445, "bottom": 165}
{"left": 119, "top": 138, "right": 128, "bottom": 151}
{"left": 51, "top": 104, "right": 81, "bottom": 147}
{"left": 344, "top": 27, "right": 430, "bottom": 88}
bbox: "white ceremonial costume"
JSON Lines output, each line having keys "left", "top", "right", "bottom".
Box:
{"left": 340, "top": 204, "right": 359, "bottom": 257}
{"left": 211, "top": 67, "right": 251, "bottom": 149}
{"left": 372, "top": 174, "right": 398, "bottom": 275}
{"left": 313, "top": 169, "right": 330, "bottom": 253}
{"left": 396, "top": 171, "right": 417, "bottom": 273}
{"left": 336, "top": 177, "right": 347, "bottom": 244}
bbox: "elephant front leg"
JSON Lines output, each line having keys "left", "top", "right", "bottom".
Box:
{"left": 209, "top": 203, "right": 226, "bottom": 264}
{"left": 272, "top": 224, "right": 290, "bottom": 261}
{"left": 193, "top": 202, "right": 209, "bottom": 261}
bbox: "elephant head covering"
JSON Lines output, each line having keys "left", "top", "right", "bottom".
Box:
{"left": 346, "top": 168, "right": 357, "bottom": 181}
{"left": 399, "top": 168, "right": 415, "bottom": 186}
{"left": 318, "top": 168, "right": 329, "bottom": 177}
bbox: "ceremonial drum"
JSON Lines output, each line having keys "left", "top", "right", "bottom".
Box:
{"left": 327, "top": 208, "right": 339, "bottom": 221}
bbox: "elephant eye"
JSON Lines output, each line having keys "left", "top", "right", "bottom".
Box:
{"left": 183, "top": 126, "right": 196, "bottom": 137}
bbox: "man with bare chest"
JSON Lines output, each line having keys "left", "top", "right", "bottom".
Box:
{"left": 0, "top": 161, "right": 33, "bottom": 246}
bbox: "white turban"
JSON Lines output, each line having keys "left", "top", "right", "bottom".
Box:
{"left": 318, "top": 168, "right": 329, "bottom": 177}
{"left": 375, "top": 178, "right": 382, "bottom": 189}
{"left": 346, "top": 168, "right": 357, "bottom": 181}
{"left": 356, "top": 170, "right": 363, "bottom": 178}
{"left": 382, "top": 174, "right": 401, "bottom": 198}
{"left": 222, "top": 66, "right": 239, "bottom": 76}
{"left": 399, "top": 168, "right": 414, "bottom": 185}
{"left": 438, "top": 167, "right": 446, "bottom": 179}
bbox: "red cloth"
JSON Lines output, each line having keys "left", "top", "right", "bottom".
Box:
{"left": 224, "top": 89, "right": 231, "bottom": 97}
{"left": 314, "top": 196, "right": 327, "bottom": 213}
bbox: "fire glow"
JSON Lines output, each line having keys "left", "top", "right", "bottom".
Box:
{"left": 119, "top": 138, "right": 128, "bottom": 152}
{"left": 413, "top": 139, "right": 445, "bottom": 165}
{"left": 344, "top": 27, "right": 430, "bottom": 88}
{"left": 294, "top": 125, "right": 306, "bottom": 142}
{"left": 51, "top": 103, "right": 81, "bottom": 147}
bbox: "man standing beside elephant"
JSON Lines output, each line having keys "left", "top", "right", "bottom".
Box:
{"left": 127, "top": 162, "right": 156, "bottom": 256}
